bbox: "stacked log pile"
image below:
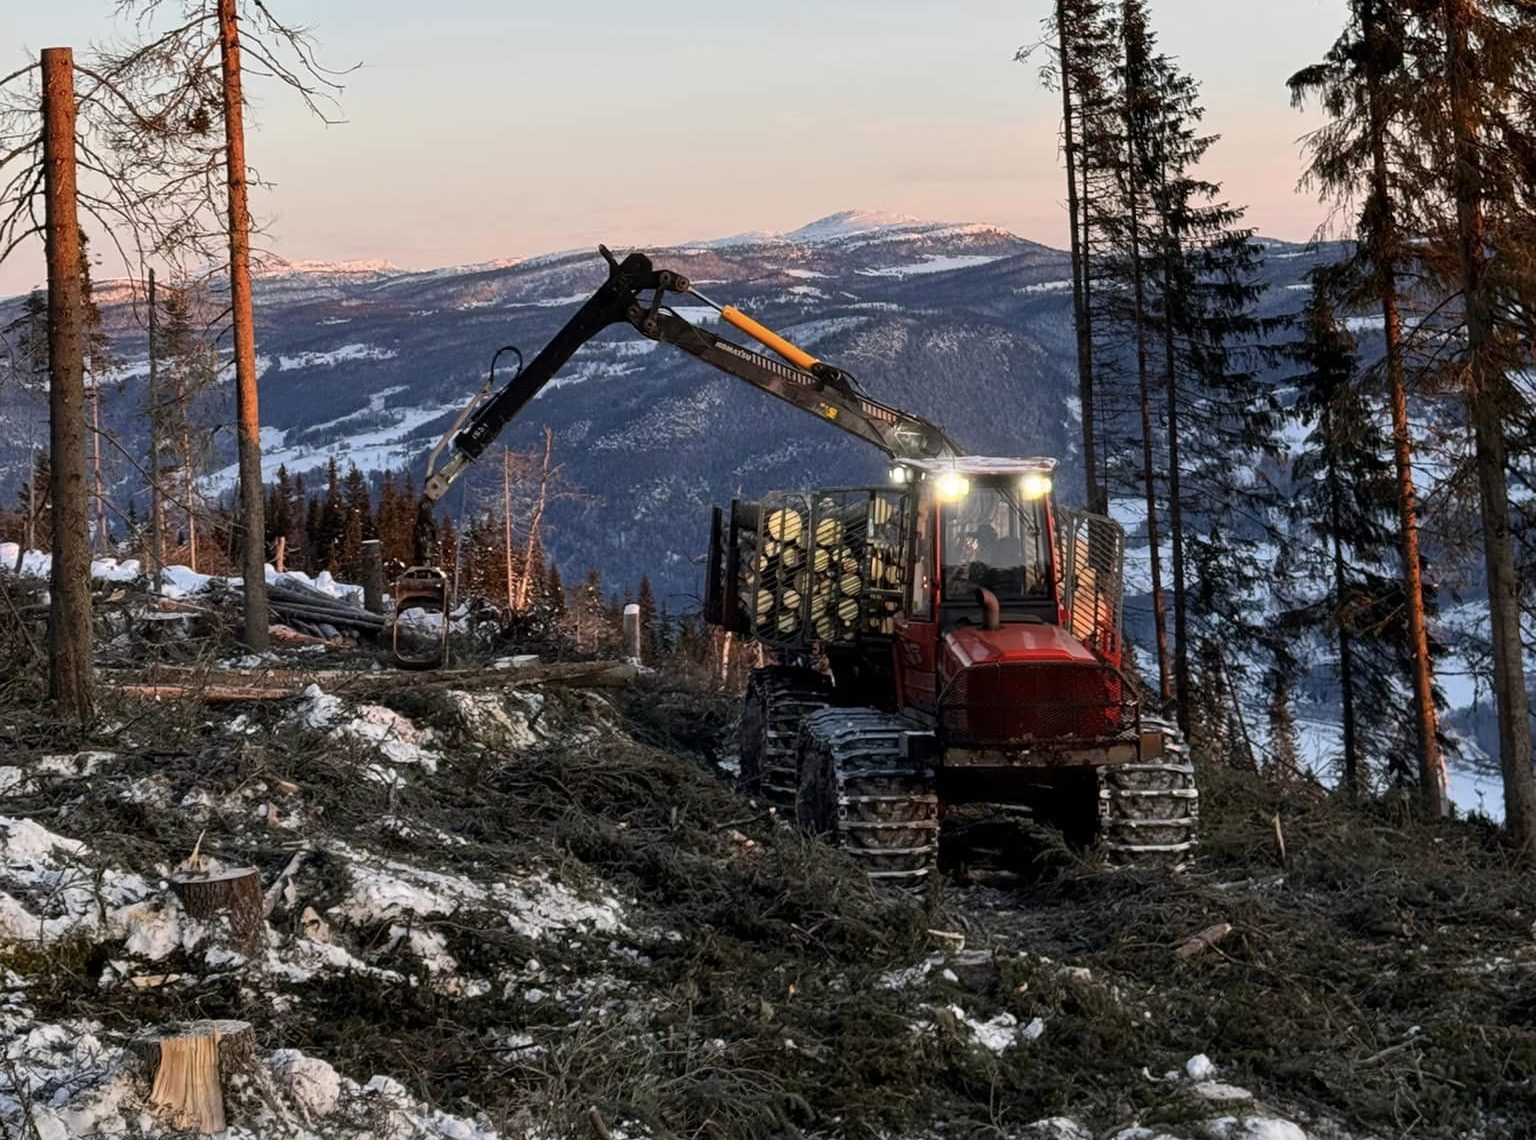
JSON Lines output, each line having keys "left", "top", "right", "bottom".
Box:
{"left": 740, "top": 490, "right": 907, "bottom": 649}
{"left": 220, "top": 577, "right": 384, "bottom": 641}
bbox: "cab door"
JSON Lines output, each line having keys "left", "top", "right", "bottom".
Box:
{"left": 894, "top": 487, "right": 939, "bottom": 712}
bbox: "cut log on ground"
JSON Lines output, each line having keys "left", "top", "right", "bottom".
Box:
{"left": 171, "top": 867, "right": 264, "bottom": 956}
{"left": 118, "top": 683, "right": 297, "bottom": 703}
{"left": 103, "top": 659, "right": 643, "bottom": 700}
{"left": 269, "top": 626, "right": 347, "bottom": 650}
{"left": 1173, "top": 922, "right": 1233, "bottom": 961}
{"left": 135, "top": 1019, "right": 255, "bottom": 1135}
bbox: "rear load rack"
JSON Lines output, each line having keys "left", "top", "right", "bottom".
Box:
{"left": 705, "top": 487, "right": 909, "bottom": 652}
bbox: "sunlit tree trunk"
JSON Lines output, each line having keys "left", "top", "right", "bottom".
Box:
{"left": 219, "top": 0, "right": 268, "bottom": 648}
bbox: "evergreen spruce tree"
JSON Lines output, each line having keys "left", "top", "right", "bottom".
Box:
{"left": 1026, "top": 0, "right": 1120, "bottom": 513}
{"left": 545, "top": 564, "right": 566, "bottom": 617}
{"left": 316, "top": 458, "right": 344, "bottom": 570}
{"left": 1289, "top": 0, "right": 1449, "bottom": 815}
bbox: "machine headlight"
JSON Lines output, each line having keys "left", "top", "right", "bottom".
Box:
{"left": 935, "top": 471, "right": 971, "bottom": 502}
{"left": 888, "top": 464, "right": 911, "bottom": 485}
{"left": 1021, "top": 472, "right": 1053, "bottom": 499}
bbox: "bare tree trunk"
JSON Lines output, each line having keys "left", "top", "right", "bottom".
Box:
{"left": 1362, "top": 4, "right": 1446, "bottom": 818}
{"left": 1324, "top": 404, "right": 1361, "bottom": 797}
{"left": 219, "top": 0, "right": 268, "bottom": 650}
{"left": 41, "top": 46, "right": 94, "bottom": 723}
{"left": 1443, "top": 0, "right": 1535, "bottom": 852}
{"left": 90, "top": 389, "right": 107, "bottom": 553}
{"left": 515, "top": 427, "right": 553, "bottom": 612}
{"left": 185, "top": 425, "right": 198, "bottom": 574}
{"left": 1156, "top": 155, "right": 1190, "bottom": 734}
{"left": 23, "top": 454, "right": 36, "bottom": 560}
{"left": 148, "top": 268, "right": 165, "bottom": 593}
{"left": 502, "top": 447, "right": 514, "bottom": 609}
{"left": 1124, "top": 152, "right": 1171, "bottom": 700}
{"left": 1056, "top": 0, "right": 1103, "bottom": 516}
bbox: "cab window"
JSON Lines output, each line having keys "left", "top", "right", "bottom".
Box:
{"left": 940, "top": 481, "right": 1052, "bottom": 602}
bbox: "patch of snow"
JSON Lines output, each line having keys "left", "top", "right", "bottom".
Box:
{"left": 961, "top": 1007, "right": 1021, "bottom": 1053}
{"left": 270, "top": 1048, "right": 342, "bottom": 1119}
{"left": 202, "top": 400, "right": 463, "bottom": 493}
{"left": 1015, "top": 279, "right": 1072, "bottom": 294}
{"left": 161, "top": 564, "right": 215, "bottom": 598}
{"left": 859, "top": 254, "right": 1005, "bottom": 278}
{"left": 784, "top": 209, "right": 924, "bottom": 243}
{"left": 0, "top": 818, "right": 155, "bottom": 944}
{"left": 326, "top": 840, "right": 626, "bottom": 942}
{"left": 1019, "top": 1121, "right": 1094, "bottom": 1140}
{"left": 291, "top": 685, "right": 442, "bottom": 772}
{"left": 277, "top": 343, "right": 397, "bottom": 371}
{"left": 1202, "top": 1119, "right": 1307, "bottom": 1140}
{"left": 1186, "top": 1053, "right": 1217, "bottom": 1081}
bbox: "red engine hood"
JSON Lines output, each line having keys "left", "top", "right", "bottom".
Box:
{"left": 942, "top": 622, "right": 1100, "bottom": 676}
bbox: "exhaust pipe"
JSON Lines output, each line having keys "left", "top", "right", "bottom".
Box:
{"left": 975, "top": 587, "right": 1002, "bottom": 632}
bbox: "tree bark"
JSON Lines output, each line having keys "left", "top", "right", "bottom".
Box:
{"left": 515, "top": 427, "right": 554, "bottom": 612}
{"left": 1121, "top": 34, "right": 1172, "bottom": 703}
{"left": 1155, "top": 155, "right": 1190, "bottom": 734}
{"left": 502, "top": 447, "right": 515, "bottom": 609}
{"left": 41, "top": 47, "right": 94, "bottom": 724}
{"left": 219, "top": 0, "right": 269, "bottom": 650}
{"left": 1056, "top": 0, "right": 1104, "bottom": 516}
{"left": 1443, "top": 0, "right": 1536, "bottom": 851}
{"left": 148, "top": 268, "right": 166, "bottom": 593}
{"left": 1361, "top": 2, "right": 1446, "bottom": 818}
{"left": 172, "top": 867, "right": 265, "bottom": 957}
{"left": 1324, "top": 404, "right": 1361, "bottom": 797}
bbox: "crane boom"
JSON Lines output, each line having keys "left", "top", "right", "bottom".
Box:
{"left": 421, "top": 246, "right": 958, "bottom": 503}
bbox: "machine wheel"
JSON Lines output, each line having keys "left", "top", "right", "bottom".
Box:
{"left": 740, "top": 666, "right": 831, "bottom": 803}
{"left": 1098, "top": 715, "right": 1199, "bottom": 865}
{"left": 796, "top": 707, "right": 940, "bottom": 885}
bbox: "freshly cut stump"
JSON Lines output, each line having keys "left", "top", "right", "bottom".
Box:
{"left": 171, "top": 867, "right": 264, "bottom": 957}
{"left": 136, "top": 1019, "right": 255, "bottom": 1135}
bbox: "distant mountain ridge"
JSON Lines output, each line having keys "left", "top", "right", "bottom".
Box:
{"left": 0, "top": 212, "right": 1334, "bottom": 602}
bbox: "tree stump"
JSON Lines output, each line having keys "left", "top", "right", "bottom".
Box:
{"left": 135, "top": 1019, "right": 255, "bottom": 1135}
{"left": 171, "top": 867, "right": 265, "bottom": 957}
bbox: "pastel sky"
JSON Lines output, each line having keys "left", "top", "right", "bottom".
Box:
{"left": 4, "top": 0, "right": 1347, "bottom": 296}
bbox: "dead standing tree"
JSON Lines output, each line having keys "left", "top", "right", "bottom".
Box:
{"left": 42, "top": 49, "right": 94, "bottom": 723}
{"left": 2, "top": 2, "right": 351, "bottom": 650}
{"left": 100, "top": 0, "right": 351, "bottom": 648}
{"left": 216, "top": 0, "right": 268, "bottom": 649}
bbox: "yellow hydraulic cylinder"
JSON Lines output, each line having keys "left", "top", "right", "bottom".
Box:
{"left": 718, "top": 306, "right": 820, "bottom": 371}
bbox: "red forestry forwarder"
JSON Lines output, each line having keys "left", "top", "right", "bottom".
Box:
{"left": 412, "top": 247, "right": 1199, "bottom": 881}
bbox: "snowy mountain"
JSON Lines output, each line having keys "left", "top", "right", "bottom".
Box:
{"left": 0, "top": 211, "right": 1336, "bottom": 606}
{"left": 1, "top": 212, "right": 1513, "bottom": 803}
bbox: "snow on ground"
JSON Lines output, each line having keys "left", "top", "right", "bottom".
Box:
{"left": 0, "top": 1021, "right": 505, "bottom": 1140}
{"left": 859, "top": 254, "right": 1006, "bottom": 278}
{"left": 292, "top": 685, "right": 443, "bottom": 775}
{"left": 201, "top": 400, "right": 463, "bottom": 493}
{"left": 1015, "top": 279, "right": 1073, "bottom": 294}
{"left": 1, "top": 548, "right": 365, "bottom": 609}
{"left": 276, "top": 343, "right": 397, "bottom": 371}
{"left": 0, "top": 816, "right": 156, "bottom": 944}
{"left": 328, "top": 837, "right": 626, "bottom": 943}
